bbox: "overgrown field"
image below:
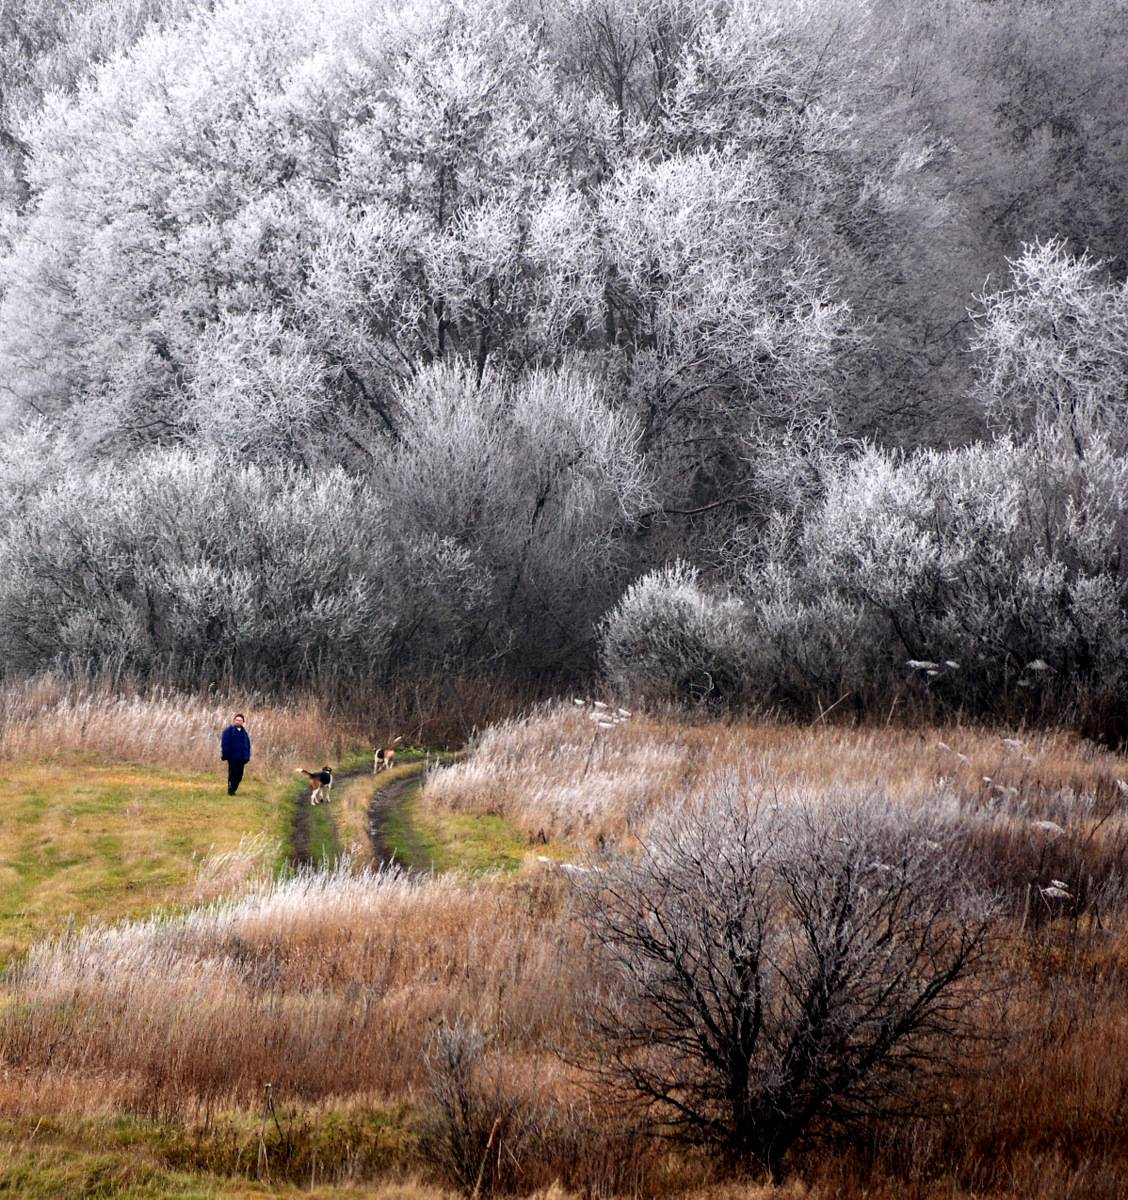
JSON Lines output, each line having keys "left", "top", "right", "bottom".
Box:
{"left": 1, "top": 690, "right": 1127, "bottom": 1198}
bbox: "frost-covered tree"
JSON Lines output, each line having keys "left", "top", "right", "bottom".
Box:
{"left": 0, "top": 0, "right": 861, "bottom": 482}
{"left": 575, "top": 782, "right": 998, "bottom": 1183}
{"left": 0, "top": 0, "right": 205, "bottom": 211}
{"left": 376, "top": 361, "right": 652, "bottom": 669}
{"left": 598, "top": 148, "right": 852, "bottom": 489}
{"left": 2, "top": 0, "right": 1126, "bottom": 697}
{"left": 973, "top": 240, "right": 1128, "bottom": 436}
{"left": 0, "top": 450, "right": 392, "bottom": 683}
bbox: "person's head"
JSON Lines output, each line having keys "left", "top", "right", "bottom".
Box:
{"left": 233, "top": 713, "right": 245, "bottom": 727}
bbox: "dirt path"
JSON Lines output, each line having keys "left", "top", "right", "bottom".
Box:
{"left": 289, "top": 767, "right": 366, "bottom": 870}
{"left": 289, "top": 764, "right": 429, "bottom": 871}
{"left": 367, "top": 771, "right": 425, "bottom": 868}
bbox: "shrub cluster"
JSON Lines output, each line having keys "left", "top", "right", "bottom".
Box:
{"left": 604, "top": 418, "right": 1128, "bottom": 730}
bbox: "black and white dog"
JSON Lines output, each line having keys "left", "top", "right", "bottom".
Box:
{"left": 297, "top": 765, "right": 333, "bottom": 804}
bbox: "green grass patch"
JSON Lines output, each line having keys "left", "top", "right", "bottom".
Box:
{"left": 0, "top": 1145, "right": 233, "bottom": 1198}
{"left": 378, "top": 783, "right": 441, "bottom": 871}
{"left": 0, "top": 1103, "right": 420, "bottom": 1197}
{"left": 0, "top": 763, "right": 279, "bottom": 970}
{"left": 392, "top": 789, "right": 529, "bottom": 874}
{"left": 306, "top": 795, "right": 340, "bottom": 869}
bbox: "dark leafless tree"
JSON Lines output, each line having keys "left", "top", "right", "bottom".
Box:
{"left": 573, "top": 782, "right": 999, "bottom": 1183}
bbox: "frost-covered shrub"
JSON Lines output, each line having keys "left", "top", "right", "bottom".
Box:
{"left": 0, "top": 449, "right": 392, "bottom": 684}
{"left": 600, "top": 563, "right": 750, "bottom": 704}
{"left": 742, "top": 564, "right": 874, "bottom": 709}
{"left": 805, "top": 424, "right": 1127, "bottom": 701}
{"left": 601, "top": 416, "right": 1128, "bottom": 725}
{"left": 0, "top": 371, "right": 651, "bottom": 683}
{"left": 974, "top": 240, "right": 1128, "bottom": 432}
{"left": 377, "top": 361, "right": 652, "bottom": 670}
{"left": 733, "top": 419, "right": 1128, "bottom": 722}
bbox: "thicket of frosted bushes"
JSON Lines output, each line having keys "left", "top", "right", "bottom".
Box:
{"left": 0, "top": 363, "right": 648, "bottom": 685}
{"left": 603, "top": 419, "right": 1128, "bottom": 727}
{"left": 603, "top": 240, "right": 1128, "bottom": 729}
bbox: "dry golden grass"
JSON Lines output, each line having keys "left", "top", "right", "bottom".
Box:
{"left": 6, "top": 877, "right": 1128, "bottom": 1198}
{"left": 0, "top": 866, "right": 581, "bottom": 1116}
{"left": 426, "top": 704, "right": 1128, "bottom": 848}
{"left": 0, "top": 675, "right": 341, "bottom": 773}
{"left": 424, "top": 707, "right": 1128, "bottom": 925}
{"left": 3, "top": 700, "right": 1128, "bottom": 1196}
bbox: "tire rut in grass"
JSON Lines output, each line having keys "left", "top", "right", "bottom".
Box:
{"left": 368, "top": 772, "right": 425, "bottom": 869}
{"left": 291, "top": 785, "right": 313, "bottom": 869}
{"left": 289, "top": 767, "right": 365, "bottom": 870}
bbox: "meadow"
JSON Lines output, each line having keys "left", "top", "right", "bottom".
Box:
{"left": 0, "top": 682, "right": 1126, "bottom": 1197}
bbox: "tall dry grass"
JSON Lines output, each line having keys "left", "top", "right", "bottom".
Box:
{"left": 795, "top": 923, "right": 1128, "bottom": 1200}
{"left": 424, "top": 706, "right": 1128, "bottom": 912}
{"left": 0, "top": 865, "right": 582, "bottom": 1114}
{"left": 5, "top": 858, "right": 1128, "bottom": 1196}
{"left": 0, "top": 674, "right": 339, "bottom": 772}
{"left": 0, "top": 670, "right": 547, "bottom": 771}
{"left": 0, "top": 864, "right": 665, "bottom": 1191}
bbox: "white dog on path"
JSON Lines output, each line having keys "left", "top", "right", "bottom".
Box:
{"left": 373, "top": 736, "right": 403, "bottom": 774}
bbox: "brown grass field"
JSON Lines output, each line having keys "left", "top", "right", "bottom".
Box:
{"left": 0, "top": 688, "right": 1126, "bottom": 1197}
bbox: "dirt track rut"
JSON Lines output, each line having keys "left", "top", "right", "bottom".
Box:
{"left": 290, "top": 765, "right": 425, "bottom": 870}
{"left": 367, "top": 772, "right": 424, "bottom": 868}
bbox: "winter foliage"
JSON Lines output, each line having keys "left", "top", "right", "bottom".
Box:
{"left": 0, "top": 0, "right": 1125, "bottom": 721}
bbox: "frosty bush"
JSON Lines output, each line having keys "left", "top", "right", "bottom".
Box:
{"left": 974, "top": 240, "right": 1128, "bottom": 435}
{"left": 600, "top": 562, "right": 749, "bottom": 705}
{"left": 604, "top": 417, "right": 1128, "bottom": 727}
{"left": 599, "top": 239, "right": 1128, "bottom": 725}
{"left": 0, "top": 449, "right": 392, "bottom": 685}
{"left": 377, "top": 361, "right": 652, "bottom": 672}
{"left": 575, "top": 781, "right": 998, "bottom": 1182}
{"left": 798, "top": 421, "right": 1128, "bottom": 714}
{"left": 741, "top": 566, "right": 873, "bottom": 711}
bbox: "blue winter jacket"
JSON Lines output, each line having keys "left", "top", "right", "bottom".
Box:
{"left": 221, "top": 725, "right": 251, "bottom": 762}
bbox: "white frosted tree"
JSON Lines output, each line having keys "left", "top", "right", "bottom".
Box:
{"left": 973, "top": 240, "right": 1128, "bottom": 438}
{"left": 375, "top": 360, "right": 652, "bottom": 668}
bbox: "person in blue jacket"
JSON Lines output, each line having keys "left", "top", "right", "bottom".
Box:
{"left": 220, "top": 713, "right": 251, "bottom": 795}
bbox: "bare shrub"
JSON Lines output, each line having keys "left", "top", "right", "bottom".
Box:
{"left": 573, "top": 781, "right": 1001, "bottom": 1183}
{"left": 421, "top": 1018, "right": 522, "bottom": 1198}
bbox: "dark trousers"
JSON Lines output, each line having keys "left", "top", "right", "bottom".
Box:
{"left": 227, "top": 760, "right": 246, "bottom": 795}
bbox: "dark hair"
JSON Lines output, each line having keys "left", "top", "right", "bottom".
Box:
{"left": 234, "top": 713, "right": 245, "bottom": 720}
